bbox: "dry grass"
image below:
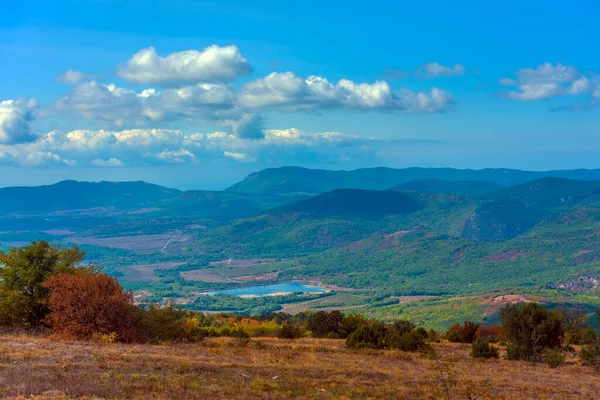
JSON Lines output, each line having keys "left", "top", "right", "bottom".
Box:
{"left": 0, "top": 335, "right": 598, "bottom": 399}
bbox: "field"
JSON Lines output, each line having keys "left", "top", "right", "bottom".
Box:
{"left": 1, "top": 335, "right": 599, "bottom": 399}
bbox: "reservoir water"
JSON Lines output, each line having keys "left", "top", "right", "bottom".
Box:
{"left": 203, "top": 281, "right": 327, "bottom": 297}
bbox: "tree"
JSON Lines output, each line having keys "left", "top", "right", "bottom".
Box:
{"left": 500, "top": 303, "right": 564, "bottom": 361}
{"left": 0, "top": 241, "right": 90, "bottom": 328}
{"left": 307, "top": 310, "right": 344, "bottom": 338}
{"left": 43, "top": 272, "right": 138, "bottom": 342}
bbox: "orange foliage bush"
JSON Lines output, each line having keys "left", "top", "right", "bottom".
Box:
{"left": 476, "top": 324, "right": 505, "bottom": 341}
{"left": 446, "top": 320, "right": 480, "bottom": 343}
{"left": 43, "top": 272, "right": 138, "bottom": 342}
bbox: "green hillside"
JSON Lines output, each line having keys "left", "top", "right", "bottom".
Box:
{"left": 276, "top": 189, "right": 422, "bottom": 217}
{"left": 486, "top": 177, "right": 600, "bottom": 208}
{"left": 391, "top": 179, "right": 504, "bottom": 196}
{"left": 0, "top": 180, "right": 181, "bottom": 213}
{"left": 461, "top": 198, "right": 546, "bottom": 241}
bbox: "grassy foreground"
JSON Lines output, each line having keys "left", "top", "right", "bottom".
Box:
{"left": 0, "top": 335, "right": 599, "bottom": 399}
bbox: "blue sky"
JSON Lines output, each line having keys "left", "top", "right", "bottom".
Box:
{"left": 1, "top": 0, "right": 599, "bottom": 189}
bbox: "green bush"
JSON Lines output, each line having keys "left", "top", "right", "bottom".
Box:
{"left": 470, "top": 339, "right": 499, "bottom": 359}
{"left": 580, "top": 335, "right": 600, "bottom": 371}
{"left": 415, "top": 327, "right": 428, "bottom": 338}
{"left": 387, "top": 331, "right": 430, "bottom": 352}
{"left": 392, "top": 319, "right": 416, "bottom": 336}
{"left": 500, "top": 303, "right": 564, "bottom": 361}
{"left": 278, "top": 323, "right": 303, "bottom": 339}
{"left": 307, "top": 310, "right": 344, "bottom": 338}
{"left": 135, "top": 304, "right": 203, "bottom": 343}
{"left": 446, "top": 330, "right": 461, "bottom": 343}
{"left": 339, "top": 314, "right": 369, "bottom": 337}
{"left": 506, "top": 343, "right": 528, "bottom": 361}
{"left": 346, "top": 322, "right": 386, "bottom": 349}
{"left": 543, "top": 349, "right": 565, "bottom": 368}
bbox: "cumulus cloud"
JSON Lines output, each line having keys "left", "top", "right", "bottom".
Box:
{"left": 53, "top": 81, "right": 236, "bottom": 127}
{"left": 227, "top": 113, "right": 265, "bottom": 140}
{"left": 56, "top": 69, "right": 93, "bottom": 84}
{"left": 414, "top": 62, "right": 466, "bottom": 78}
{"left": 238, "top": 72, "right": 454, "bottom": 113}
{"left": 117, "top": 45, "right": 251, "bottom": 86}
{"left": 0, "top": 127, "right": 395, "bottom": 167}
{"left": 499, "top": 63, "right": 596, "bottom": 100}
{"left": 0, "top": 99, "right": 39, "bottom": 144}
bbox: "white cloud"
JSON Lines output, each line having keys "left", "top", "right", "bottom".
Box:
{"left": 117, "top": 45, "right": 251, "bottom": 86}
{"left": 0, "top": 99, "right": 38, "bottom": 144}
{"left": 414, "top": 62, "right": 466, "bottom": 78}
{"left": 153, "top": 149, "right": 195, "bottom": 164}
{"left": 0, "top": 127, "right": 396, "bottom": 167}
{"left": 238, "top": 72, "right": 454, "bottom": 113}
{"left": 53, "top": 81, "right": 236, "bottom": 127}
{"left": 91, "top": 158, "right": 125, "bottom": 167}
{"left": 224, "top": 151, "right": 251, "bottom": 160}
{"left": 499, "top": 63, "right": 596, "bottom": 100}
{"left": 56, "top": 69, "right": 93, "bottom": 84}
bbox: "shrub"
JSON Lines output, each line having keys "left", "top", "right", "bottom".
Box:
{"left": 392, "top": 319, "right": 416, "bottom": 336}
{"left": 506, "top": 343, "right": 528, "bottom": 361}
{"left": 446, "top": 320, "right": 480, "bottom": 343}
{"left": 500, "top": 303, "right": 564, "bottom": 361}
{"left": 339, "top": 314, "right": 368, "bottom": 337}
{"left": 580, "top": 334, "right": 600, "bottom": 371}
{"left": 278, "top": 323, "right": 303, "bottom": 339}
{"left": 446, "top": 330, "right": 461, "bottom": 343}
{"left": 0, "top": 242, "right": 91, "bottom": 329}
{"left": 136, "top": 304, "right": 203, "bottom": 343}
{"left": 415, "top": 327, "right": 428, "bottom": 338}
{"left": 232, "top": 328, "right": 251, "bottom": 347}
{"left": 346, "top": 322, "right": 386, "bottom": 349}
{"left": 43, "top": 272, "right": 137, "bottom": 342}
{"left": 543, "top": 348, "right": 565, "bottom": 368}
{"left": 427, "top": 329, "right": 439, "bottom": 342}
{"left": 470, "top": 338, "right": 499, "bottom": 359}
{"left": 307, "top": 310, "right": 344, "bottom": 338}
{"left": 475, "top": 324, "right": 504, "bottom": 343}
{"left": 387, "top": 331, "right": 430, "bottom": 352}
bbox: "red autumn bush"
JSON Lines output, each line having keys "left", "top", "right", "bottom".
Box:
{"left": 446, "top": 320, "right": 480, "bottom": 343}
{"left": 475, "top": 324, "right": 505, "bottom": 342}
{"left": 43, "top": 272, "right": 138, "bottom": 342}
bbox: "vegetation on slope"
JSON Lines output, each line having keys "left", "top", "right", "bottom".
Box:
{"left": 391, "top": 178, "right": 504, "bottom": 196}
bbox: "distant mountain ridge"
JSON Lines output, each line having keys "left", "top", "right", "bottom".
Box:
{"left": 4, "top": 167, "right": 600, "bottom": 219}
{"left": 0, "top": 180, "right": 182, "bottom": 213}
{"left": 226, "top": 166, "right": 600, "bottom": 196}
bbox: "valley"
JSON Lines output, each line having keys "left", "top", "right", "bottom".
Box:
{"left": 2, "top": 166, "right": 600, "bottom": 329}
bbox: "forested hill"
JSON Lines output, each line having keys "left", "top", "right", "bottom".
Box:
{"left": 226, "top": 166, "right": 600, "bottom": 197}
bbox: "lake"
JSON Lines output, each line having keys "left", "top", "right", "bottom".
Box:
{"left": 202, "top": 282, "right": 328, "bottom": 297}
